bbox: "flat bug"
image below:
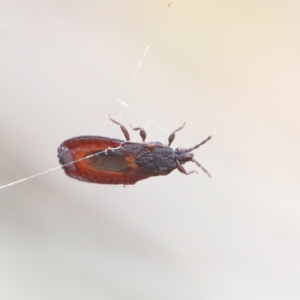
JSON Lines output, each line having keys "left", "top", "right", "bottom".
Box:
{"left": 57, "top": 115, "right": 212, "bottom": 185}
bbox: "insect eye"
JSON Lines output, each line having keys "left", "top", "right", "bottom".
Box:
{"left": 175, "top": 147, "right": 182, "bottom": 151}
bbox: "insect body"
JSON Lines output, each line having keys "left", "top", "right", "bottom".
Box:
{"left": 57, "top": 115, "right": 212, "bottom": 185}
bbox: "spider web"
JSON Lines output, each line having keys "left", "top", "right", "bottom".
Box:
{"left": 0, "top": 0, "right": 212, "bottom": 189}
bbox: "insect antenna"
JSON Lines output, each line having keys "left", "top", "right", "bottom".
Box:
{"left": 192, "top": 159, "right": 212, "bottom": 178}
{"left": 180, "top": 135, "right": 212, "bottom": 153}
{"left": 189, "top": 135, "right": 212, "bottom": 151}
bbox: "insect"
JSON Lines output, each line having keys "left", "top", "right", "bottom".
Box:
{"left": 57, "top": 115, "right": 212, "bottom": 185}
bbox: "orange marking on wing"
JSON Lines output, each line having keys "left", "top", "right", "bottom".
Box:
{"left": 125, "top": 156, "right": 138, "bottom": 169}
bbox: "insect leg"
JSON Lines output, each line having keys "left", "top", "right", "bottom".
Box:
{"left": 176, "top": 159, "right": 197, "bottom": 175}
{"left": 109, "top": 114, "right": 130, "bottom": 141}
{"left": 130, "top": 125, "right": 146, "bottom": 142}
{"left": 192, "top": 159, "right": 212, "bottom": 178}
{"left": 168, "top": 122, "right": 186, "bottom": 146}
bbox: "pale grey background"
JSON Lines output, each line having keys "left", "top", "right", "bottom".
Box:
{"left": 1, "top": 0, "right": 300, "bottom": 299}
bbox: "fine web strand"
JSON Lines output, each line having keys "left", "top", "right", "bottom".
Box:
{"left": 131, "top": 1, "right": 174, "bottom": 85}
{"left": 0, "top": 144, "right": 127, "bottom": 190}
{"left": 0, "top": 24, "right": 129, "bottom": 109}
{"left": 0, "top": 1, "right": 214, "bottom": 190}
{"left": 0, "top": 3, "right": 179, "bottom": 189}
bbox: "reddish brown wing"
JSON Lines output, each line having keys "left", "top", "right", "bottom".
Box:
{"left": 58, "top": 136, "right": 156, "bottom": 185}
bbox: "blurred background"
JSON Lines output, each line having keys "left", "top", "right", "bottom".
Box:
{"left": 1, "top": 0, "right": 299, "bottom": 299}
